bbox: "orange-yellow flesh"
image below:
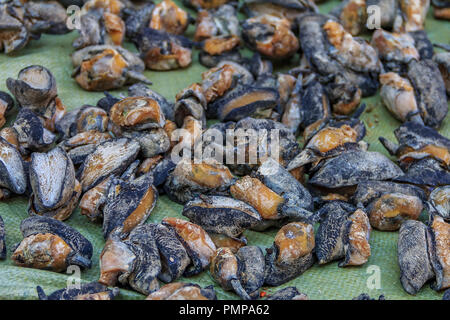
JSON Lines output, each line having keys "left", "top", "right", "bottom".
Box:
{"left": 144, "top": 43, "right": 192, "bottom": 69}
{"left": 203, "top": 36, "right": 240, "bottom": 56}
{"left": 398, "top": 0, "right": 428, "bottom": 32}
{"left": 434, "top": 7, "right": 450, "bottom": 20}
{"left": 221, "top": 91, "right": 275, "bottom": 118}
{"left": 76, "top": 108, "right": 108, "bottom": 133}
{"left": 399, "top": 145, "right": 450, "bottom": 166}
{"left": 81, "top": 144, "right": 126, "bottom": 191}
{"left": 431, "top": 188, "right": 450, "bottom": 208}
{"left": 83, "top": 0, "right": 124, "bottom": 15}
{"left": 149, "top": 0, "right": 189, "bottom": 35}
{"left": 186, "top": 162, "right": 233, "bottom": 188}
{"left": 307, "top": 125, "right": 358, "bottom": 153}
{"left": 289, "top": 166, "right": 305, "bottom": 184}
{"left": 82, "top": 49, "right": 128, "bottom": 75}
{"left": 103, "top": 12, "right": 125, "bottom": 46}
{"left": 274, "top": 222, "right": 315, "bottom": 264}
{"left": 303, "top": 119, "right": 326, "bottom": 143}
{"left": 379, "top": 72, "right": 414, "bottom": 91}
{"left": 176, "top": 83, "right": 204, "bottom": 101}
{"left": 138, "top": 155, "right": 164, "bottom": 174}
{"left": 80, "top": 178, "right": 110, "bottom": 218}
{"left": 146, "top": 283, "right": 186, "bottom": 300}
{"left": 121, "top": 186, "right": 155, "bottom": 234}
{"left": 230, "top": 176, "right": 284, "bottom": 219}
{"left": 431, "top": 216, "right": 450, "bottom": 290}
{"left": 248, "top": 15, "right": 299, "bottom": 59}
{"left": 210, "top": 248, "right": 238, "bottom": 288}
{"left": 277, "top": 74, "right": 297, "bottom": 103}
{"left": 332, "top": 88, "right": 361, "bottom": 115}
{"left": 181, "top": 116, "right": 202, "bottom": 146}
{"left": 368, "top": 193, "right": 423, "bottom": 231}
{"left": 208, "top": 234, "right": 245, "bottom": 253}
{"left": 163, "top": 217, "right": 216, "bottom": 266}
{"left": 321, "top": 193, "right": 349, "bottom": 201}
{"left": 247, "top": 3, "right": 304, "bottom": 22}
{"left": 173, "top": 44, "right": 192, "bottom": 68}
{"left": 110, "top": 97, "right": 162, "bottom": 127}
{"left": 190, "top": 0, "right": 228, "bottom": 9}
{"left": 0, "top": 127, "right": 19, "bottom": 147}
{"left": 323, "top": 20, "right": 350, "bottom": 49}
{"left": 346, "top": 209, "right": 371, "bottom": 266}
{"left": 99, "top": 238, "right": 135, "bottom": 286}
{"left": 76, "top": 49, "right": 128, "bottom": 90}
{"left": 166, "top": 286, "right": 209, "bottom": 300}
{"left": 371, "top": 30, "right": 419, "bottom": 60}
{"left": 44, "top": 97, "right": 67, "bottom": 133}
{"left": 164, "top": 120, "right": 178, "bottom": 149}
{"left": 323, "top": 20, "right": 379, "bottom": 70}
{"left": 340, "top": 0, "right": 367, "bottom": 36}
{"left": 11, "top": 233, "right": 72, "bottom": 272}
{"left": 201, "top": 64, "right": 235, "bottom": 103}
{"left": 194, "top": 10, "right": 213, "bottom": 41}
{"left": 66, "top": 131, "right": 111, "bottom": 147}
{"left": 379, "top": 72, "right": 419, "bottom": 122}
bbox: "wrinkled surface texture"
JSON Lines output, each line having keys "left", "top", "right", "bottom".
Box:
{"left": 0, "top": 0, "right": 448, "bottom": 300}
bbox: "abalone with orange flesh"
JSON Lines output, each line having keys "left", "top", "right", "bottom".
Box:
{"left": 145, "top": 282, "right": 217, "bottom": 300}
{"left": 164, "top": 158, "right": 235, "bottom": 204}
{"left": 133, "top": 28, "right": 193, "bottom": 71}
{"left": 429, "top": 215, "right": 450, "bottom": 291}
{"left": 264, "top": 222, "right": 316, "bottom": 286}
{"left": 99, "top": 226, "right": 161, "bottom": 295}
{"left": 0, "top": 92, "right": 14, "bottom": 129}
{"left": 12, "top": 216, "right": 92, "bottom": 272}
{"left": 78, "top": 138, "right": 140, "bottom": 192}
{"left": 102, "top": 174, "right": 157, "bottom": 238}
{"left": 71, "top": 45, "right": 150, "bottom": 91}
{"left": 162, "top": 217, "right": 216, "bottom": 276}
{"left": 149, "top": 0, "right": 192, "bottom": 35}
{"left": 241, "top": 14, "right": 299, "bottom": 60}
{"left": 371, "top": 29, "right": 419, "bottom": 72}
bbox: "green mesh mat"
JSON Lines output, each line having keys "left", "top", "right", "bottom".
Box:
{"left": 0, "top": 0, "right": 449, "bottom": 300}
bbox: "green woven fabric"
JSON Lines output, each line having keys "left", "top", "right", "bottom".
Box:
{"left": 0, "top": 0, "right": 449, "bottom": 300}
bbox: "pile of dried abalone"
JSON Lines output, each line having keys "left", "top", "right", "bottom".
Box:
{"left": 0, "top": 0, "right": 449, "bottom": 300}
